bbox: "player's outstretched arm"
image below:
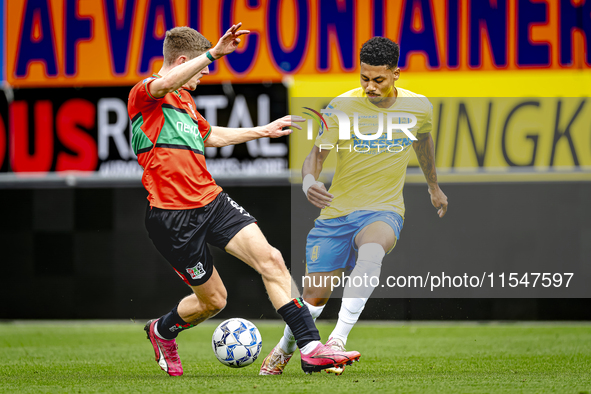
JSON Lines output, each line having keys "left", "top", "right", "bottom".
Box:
{"left": 413, "top": 132, "right": 448, "bottom": 218}
{"left": 149, "top": 23, "right": 250, "bottom": 98}
{"left": 302, "top": 146, "right": 333, "bottom": 209}
{"left": 204, "top": 115, "right": 303, "bottom": 147}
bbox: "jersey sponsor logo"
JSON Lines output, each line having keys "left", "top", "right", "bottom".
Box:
{"left": 176, "top": 121, "right": 200, "bottom": 140}
{"left": 348, "top": 134, "right": 412, "bottom": 155}
{"left": 186, "top": 262, "right": 206, "bottom": 280}
{"left": 226, "top": 196, "right": 251, "bottom": 217}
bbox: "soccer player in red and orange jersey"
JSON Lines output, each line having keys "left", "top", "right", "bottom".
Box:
{"left": 127, "top": 24, "right": 360, "bottom": 376}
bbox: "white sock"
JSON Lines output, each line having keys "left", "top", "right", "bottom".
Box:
{"left": 330, "top": 243, "right": 385, "bottom": 345}
{"left": 278, "top": 325, "right": 297, "bottom": 354}
{"left": 330, "top": 298, "right": 367, "bottom": 345}
{"left": 300, "top": 340, "right": 321, "bottom": 354}
{"left": 279, "top": 301, "right": 325, "bottom": 354}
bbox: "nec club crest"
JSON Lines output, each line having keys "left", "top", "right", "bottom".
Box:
{"left": 187, "top": 262, "right": 206, "bottom": 279}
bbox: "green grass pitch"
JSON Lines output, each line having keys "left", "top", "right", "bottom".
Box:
{"left": 1, "top": 321, "right": 590, "bottom": 393}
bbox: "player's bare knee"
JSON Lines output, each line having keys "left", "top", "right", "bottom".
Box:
{"left": 269, "top": 247, "right": 286, "bottom": 269}
{"left": 258, "top": 247, "right": 287, "bottom": 277}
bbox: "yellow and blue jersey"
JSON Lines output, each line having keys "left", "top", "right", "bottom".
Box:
{"left": 315, "top": 87, "right": 433, "bottom": 220}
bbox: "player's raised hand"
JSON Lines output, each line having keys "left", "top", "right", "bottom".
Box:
{"left": 210, "top": 23, "right": 250, "bottom": 58}
{"left": 428, "top": 186, "right": 448, "bottom": 218}
{"left": 307, "top": 183, "right": 333, "bottom": 209}
{"left": 264, "top": 115, "right": 305, "bottom": 138}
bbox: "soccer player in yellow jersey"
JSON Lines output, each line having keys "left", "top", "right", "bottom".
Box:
{"left": 260, "top": 37, "right": 448, "bottom": 375}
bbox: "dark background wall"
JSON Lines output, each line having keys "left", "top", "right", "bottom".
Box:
{"left": 0, "top": 182, "right": 589, "bottom": 320}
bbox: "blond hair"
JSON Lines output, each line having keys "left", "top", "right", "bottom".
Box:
{"left": 163, "top": 27, "right": 212, "bottom": 65}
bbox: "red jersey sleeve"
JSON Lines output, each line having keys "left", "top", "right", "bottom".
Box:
{"left": 142, "top": 77, "right": 161, "bottom": 101}
{"left": 196, "top": 112, "right": 212, "bottom": 142}
{"left": 128, "top": 78, "right": 164, "bottom": 149}
{"left": 129, "top": 77, "right": 161, "bottom": 109}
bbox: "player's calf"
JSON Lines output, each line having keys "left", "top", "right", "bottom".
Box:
{"left": 178, "top": 293, "right": 227, "bottom": 324}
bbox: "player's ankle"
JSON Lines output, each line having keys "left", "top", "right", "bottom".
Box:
{"left": 154, "top": 321, "right": 168, "bottom": 340}
{"left": 329, "top": 334, "right": 347, "bottom": 346}
{"left": 300, "top": 340, "right": 321, "bottom": 354}
{"left": 279, "top": 338, "right": 297, "bottom": 354}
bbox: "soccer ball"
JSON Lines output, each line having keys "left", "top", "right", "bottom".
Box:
{"left": 212, "top": 318, "right": 263, "bottom": 368}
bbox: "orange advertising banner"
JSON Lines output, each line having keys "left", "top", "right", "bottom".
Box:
{"left": 5, "top": 0, "right": 591, "bottom": 88}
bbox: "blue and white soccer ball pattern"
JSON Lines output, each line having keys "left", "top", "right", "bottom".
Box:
{"left": 212, "top": 318, "right": 262, "bottom": 368}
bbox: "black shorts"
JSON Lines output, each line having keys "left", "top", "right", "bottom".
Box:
{"left": 145, "top": 192, "right": 257, "bottom": 286}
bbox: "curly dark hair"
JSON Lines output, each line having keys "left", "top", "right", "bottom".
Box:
{"left": 359, "top": 37, "right": 400, "bottom": 69}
